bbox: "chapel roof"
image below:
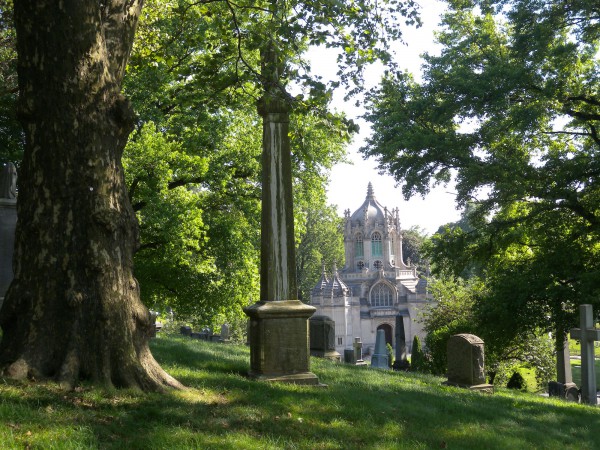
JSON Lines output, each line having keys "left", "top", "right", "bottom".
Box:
{"left": 311, "top": 264, "right": 330, "bottom": 295}
{"left": 349, "top": 182, "right": 387, "bottom": 227}
{"left": 324, "top": 262, "right": 349, "bottom": 297}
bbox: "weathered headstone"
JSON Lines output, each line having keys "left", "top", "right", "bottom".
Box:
{"left": 353, "top": 337, "right": 366, "bottom": 365}
{"left": 179, "top": 325, "right": 192, "bottom": 336}
{"left": 371, "top": 329, "right": 390, "bottom": 369}
{"left": 200, "top": 327, "right": 210, "bottom": 341}
{"left": 309, "top": 315, "right": 341, "bottom": 361}
{"left": 570, "top": 304, "right": 600, "bottom": 405}
{"left": 392, "top": 314, "right": 410, "bottom": 371}
{"left": 243, "top": 41, "right": 319, "bottom": 385}
{"left": 549, "top": 333, "right": 578, "bottom": 401}
{"left": 0, "top": 162, "right": 17, "bottom": 312}
{"left": 445, "top": 334, "right": 493, "bottom": 393}
{"left": 220, "top": 323, "right": 231, "bottom": 343}
{"left": 344, "top": 349, "right": 355, "bottom": 364}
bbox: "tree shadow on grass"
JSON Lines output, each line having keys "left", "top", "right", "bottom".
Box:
{"left": 1, "top": 339, "right": 600, "bottom": 449}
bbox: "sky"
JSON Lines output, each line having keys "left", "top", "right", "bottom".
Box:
{"left": 308, "top": 0, "right": 462, "bottom": 235}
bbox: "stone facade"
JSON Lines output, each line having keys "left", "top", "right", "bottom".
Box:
{"left": 311, "top": 183, "right": 432, "bottom": 355}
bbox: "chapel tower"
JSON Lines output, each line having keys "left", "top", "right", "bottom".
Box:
{"left": 311, "top": 182, "right": 431, "bottom": 355}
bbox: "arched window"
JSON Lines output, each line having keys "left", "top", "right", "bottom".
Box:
{"left": 371, "top": 232, "right": 382, "bottom": 256}
{"left": 372, "top": 283, "right": 392, "bottom": 307}
{"left": 355, "top": 233, "right": 364, "bottom": 257}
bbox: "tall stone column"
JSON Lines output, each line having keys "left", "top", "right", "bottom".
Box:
{"left": 0, "top": 163, "right": 18, "bottom": 312}
{"left": 243, "top": 43, "right": 319, "bottom": 385}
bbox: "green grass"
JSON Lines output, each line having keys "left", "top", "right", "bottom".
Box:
{"left": 569, "top": 338, "right": 600, "bottom": 357}
{"left": 1, "top": 335, "right": 600, "bottom": 449}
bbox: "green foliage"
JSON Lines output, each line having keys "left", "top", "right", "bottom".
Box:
{"left": 386, "top": 342, "right": 394, "bottom": 368}
{"left": 296, "top": 203, "right": 345, "bottom": 302}
{"left": 0, "top": 0, "right": 422, "bottom": 327}
{"left": 507, "top": 371, "right": 528, "bottom": 391}
{"left": 422, "top": 277, "right": 481, "bottom": 375}
{"left": 422, "top": 276, "right": 556, "bottom": 387}
{"left": 0, "top": 0, "right": 21, "bottom": 165}
{"left": 363, "top": 0, "right": 600, "bottom": 349}
{"left": 411, "top": 334, "right": 425, "bottom": 372}
{"left": 401, "top": 225, "right": 429, "bottom": 270}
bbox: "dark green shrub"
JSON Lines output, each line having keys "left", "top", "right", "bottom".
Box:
{"left": 507, "top": 371, "right": 527, "bottom": 391}
{"left": 411, "top": 335, "right": 425, "bottom": 372}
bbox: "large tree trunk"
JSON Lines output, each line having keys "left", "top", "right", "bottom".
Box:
{"left": 0, "top": 0, "right": 182, "bottom": 391}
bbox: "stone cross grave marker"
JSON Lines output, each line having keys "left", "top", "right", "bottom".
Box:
{"left": 570, "top": 304, "right": 600, "bottom": 405}
{"left": 353, "top": 337, "right": 366, "bottom": 365}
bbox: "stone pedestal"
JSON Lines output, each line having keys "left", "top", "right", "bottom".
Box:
{"left": 245, "top": 300, "right": 320, "bottom": 384}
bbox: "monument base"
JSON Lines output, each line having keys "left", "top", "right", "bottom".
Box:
{"left": 444, "top": 381, "right": 494, "bottom": 394}
{"left": 244, "top": 300, "right": 322, "bottom": 386}
{"left": 310, "top": 350, "right": 342, "bottom": 362}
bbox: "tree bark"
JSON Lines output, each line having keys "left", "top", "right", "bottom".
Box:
{"left": 0, "top": 0, "right": 182, "bottom": 391}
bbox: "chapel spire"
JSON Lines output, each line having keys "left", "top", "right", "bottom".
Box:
{"left": 366, "top": 182, "right": 375, "bottom": 199}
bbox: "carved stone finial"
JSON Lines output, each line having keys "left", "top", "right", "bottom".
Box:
{"left": 366, "top": 182, "right": 374, "bottom": 198}
{"left": 0, "top": 163, "right": 17, "bottom": 199}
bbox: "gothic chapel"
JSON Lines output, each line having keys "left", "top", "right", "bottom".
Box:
{"left": 311, "top": 183, "right": 432, "bottom": 355}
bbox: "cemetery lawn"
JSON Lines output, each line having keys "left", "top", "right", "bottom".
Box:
{"left": 0, "top": 336, "right": 599, "bottom": 449}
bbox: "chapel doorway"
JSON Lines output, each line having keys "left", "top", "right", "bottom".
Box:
{"left": 377, "top": 323, "right": 393, "bottom": 347}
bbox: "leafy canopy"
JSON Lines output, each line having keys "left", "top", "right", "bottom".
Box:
{"left": 363, "top": 0, "right": 600, "bottom": 337}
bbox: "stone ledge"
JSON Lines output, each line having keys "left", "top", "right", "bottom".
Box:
{"left": 244, "top": 300, "right": 316, "bottom": 319}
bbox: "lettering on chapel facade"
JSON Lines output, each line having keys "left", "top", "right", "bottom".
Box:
{"left": 311, "top": 183, "right": 432, "bottom": 355}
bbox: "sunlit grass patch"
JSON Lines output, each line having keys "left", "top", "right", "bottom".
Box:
{"left": 0, "top": 335, "right": 599, "bottom": 449}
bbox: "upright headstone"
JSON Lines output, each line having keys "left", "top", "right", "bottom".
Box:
{"left": 0, "top": 162, "right": 17, "bottom": 312}
{"left": 371, "top": 329, "right": 390, "bottom": 369}
{"left": 220, "top": 323, "right": 231, "bottom": 343}
{"left": 393, "top": 314, "right": 410, "bottom": 371}
{"left": 344, "top": 349, "right": 356, "bottom": 364}
{"left": 446, "top": 334, "right": 493, "bottom": 393}
{"left": 309, "top": 315, "right": 341, "bottom": 361}
{"left": 570, "top": 304, "right": 600, "bottom": 405}
{"left": 179, "top": 325, "right": 192, "bottom": 336}
{"left": 549, "top": 332, "right": 579, "bottom": 401}
{"left": 243, "top": 41, "right": 319, "bottom": 385}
